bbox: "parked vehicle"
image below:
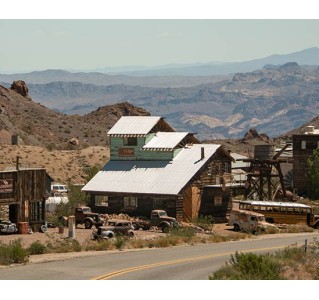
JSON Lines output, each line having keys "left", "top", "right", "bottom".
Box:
{"left": 92, "top": 219, "right": 134, "bottom": 239}
{"left": 59, "top": 206, "right": 104, "bottom": 229}
{"left": 51, "top": 183, "right": 68, "bottom": 195}
{"left": 132, "top": 210, "right": 178, "bottom": 233}
{"left": 0, "top": 219, "right": 18, "bottom": 234}
{"left": 228, "top": 209, "right": 278, "bottom": 233}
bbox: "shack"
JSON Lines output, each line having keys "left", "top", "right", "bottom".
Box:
{"left": 0, "top": 167, "right": 50, "bottom": 232}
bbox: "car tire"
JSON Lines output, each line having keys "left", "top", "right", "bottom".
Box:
{"left": 161, "top": 224, "right": 170, "bottom": 233}
{"left": 40, "top": 225, "right": 47, "bottom": 233}
{"left": 107, "top": 232, "right": 115, "bottom": 238}
{"left": 84, "top": 220, "right": 93, "bottom": 229}
{"left": 233, "top": 224, "right": 240, "bottom": 232}
{"left": 132, "top": 222, "right": 139, "bottom": 230}
{"left": 142, "top": 225, "right": 151, "bottom": 230}
{"left": 128, "top": 230, "right": 134, "bottom": 237}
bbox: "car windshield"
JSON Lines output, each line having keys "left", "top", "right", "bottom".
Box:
{"left": 159, "top": 211, "right": 167, "bottom": 217}
{"left": 82, "top": 208, "right": 91, "bottom": 213}
{"left": 257, "top": 216, "right": 266, "bottom": 221}
{"left": 107, "top": 221, "right": 116, "bottom": 226}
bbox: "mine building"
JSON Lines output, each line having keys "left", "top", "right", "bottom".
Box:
{"left": 82, "top": 116, "right": 234, "bottom": 222}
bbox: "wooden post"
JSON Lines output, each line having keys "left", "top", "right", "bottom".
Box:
{"left": 305, "top": 239, "right": 308, "bottom": 253}
{"left": 68, "top": 215, "right": 76, "bottom": 238}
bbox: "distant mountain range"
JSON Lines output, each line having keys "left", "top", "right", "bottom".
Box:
{"left": 100, "top": 47, "right": 319, "bottom": 76}
{"left": 1, "top": 47, "right": 319, "bottom": 140}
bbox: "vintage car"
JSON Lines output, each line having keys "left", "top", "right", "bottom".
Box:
{"left": 228, "top": 209, "right": 278, "bottom": 234}
{"left": 92, "top": 219, "right": 134, "bottom": 239}
{"left": 0, "top": 220, "right": 18, "bottom": 234}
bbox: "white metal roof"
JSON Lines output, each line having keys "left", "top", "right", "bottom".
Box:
{"left": 107, "top": 116, "right": 162, "bottom": 136}
{"left": 240, "top": 200, "right": 311, "bottom": 208}
{"left": 142, "top": 132, "right": 189, "bottom": 150}
{"left": 82, "top": 144, "right": 221, "bottom": 195}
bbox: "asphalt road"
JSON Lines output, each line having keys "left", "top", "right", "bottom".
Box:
{"left": 0, "top": 232, "right": 318, "bottom": 280}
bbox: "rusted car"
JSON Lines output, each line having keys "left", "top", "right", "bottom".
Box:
{"left": 228, "top": 209, "right": 278, "bottom": 233}
{"left": 92, "top": 219, "right": 134, "bottom": 239}
{"left": 0, "top": 219, "right": 18, "bottom": 234}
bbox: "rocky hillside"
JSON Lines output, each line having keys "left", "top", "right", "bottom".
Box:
{"left": 0, "top": 81, "right": 150, "bottom": 149}
{"left": 2, "top": 62, "right": 318, "bottom": 140}
{"left": 0, "top": 82, "right": 152, "bottom": 184}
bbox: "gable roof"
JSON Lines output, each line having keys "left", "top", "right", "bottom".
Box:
{"left": 142, "top": 132, "right": 189, "bottom": 150}
{"left": 82, "top": 144, "right": 222, "bottom": 196}
{"left": 107, "top": 116, "right": 162, "bottom": 136}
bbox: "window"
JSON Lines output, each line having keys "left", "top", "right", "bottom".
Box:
{"left": 213, "top": 195, "right": 222, "bottom": 206}
{"left": 124, "top": 196, "right": 138, "bottom": 208}
{"left": 29, "top": 202, "right": 44, "bottom": 222}
{"left": 301, "top": 141, "right": 306, "bottom": 149}
{"left": 123, "top": 137, "right": 137, "bottom": 146}
{"left": 95, "top": 195, "right": 108, "bottom": 206}
{"left": 224, "top": 163, "right": 229, "bottom": 173}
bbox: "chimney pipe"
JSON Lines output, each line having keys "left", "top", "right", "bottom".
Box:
{"left": 201, "top": 147, "right": 205, "bottom": 160}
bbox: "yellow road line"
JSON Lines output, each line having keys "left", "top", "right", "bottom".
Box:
{"left": 91, "top": 245, "right": 287, "bottom": 280}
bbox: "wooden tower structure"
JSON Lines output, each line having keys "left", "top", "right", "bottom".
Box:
{"left": 243, "top": 144, "right": 292, "bottom": 200}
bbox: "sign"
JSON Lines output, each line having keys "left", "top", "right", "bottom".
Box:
{"left": 118, "top": 148, "right": 135, "bottom": 157}
{"left": 0, "top": 179, "right": 13, "bottom": 193}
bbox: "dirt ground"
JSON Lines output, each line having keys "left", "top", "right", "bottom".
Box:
{"left": 0, "top": 223, "right": 232, "bottom": 248}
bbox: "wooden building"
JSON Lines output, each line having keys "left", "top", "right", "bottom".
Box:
{"left": 82, "top": 116, "right": 234, "bottom": 222}
{"left": 293, "top": 125, "right": 319, "bottom": 195}
{"left": 0, "top": 167, "right": 50, "bottom": 232}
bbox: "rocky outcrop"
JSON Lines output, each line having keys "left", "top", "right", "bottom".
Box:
{"left": 10, "top": 80, "right": 29, "bottom": 97}
{"left": 242, "top": 128, "right": 271, "bottom": 143}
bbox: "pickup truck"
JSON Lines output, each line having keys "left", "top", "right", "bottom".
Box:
{"left": 59, "top": 206, "right": 104, "bottom": 229}
{"left": 132, "top": 210, "right": 178, "bottom": 233}
{"left": 228, "top": 209, "right": 278, "bottom": 234}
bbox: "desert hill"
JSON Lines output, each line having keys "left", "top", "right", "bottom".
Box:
{"left": 0, "top": 79, "right": 316, "bottom": 184}
{"left": 0, "top": 82, "right": 149, "bottom": 184}
{"left": 0, "top": 82, "right": 149, "bottom": 149}
{"left": 1, "top": 62, "right": 318, "bottom": 140}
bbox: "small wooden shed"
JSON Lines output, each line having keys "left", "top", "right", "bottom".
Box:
{"left": 0, "top": 167, "right": 50, "bottom": 232}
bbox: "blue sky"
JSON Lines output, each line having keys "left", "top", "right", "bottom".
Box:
{"left": 1, "top": 1, "right": 319, "bottom": 72}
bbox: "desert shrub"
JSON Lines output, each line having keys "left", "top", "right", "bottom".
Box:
{"left": 170, "top": 227, "right": 196, "bottom": 238}
{"left": 210, "top": 251, "right": 282, "bottom": 280}
{"left": 280, "top": 224, "right": 315, "bottom": 234}
{"left": 114, "top": 236, "right": 128, "bottom": 250}
{"left": 127, "top": 239, "right": 148, "bottom": 249}
{"left": 153, "top": 237, "right": 171, "bottom": 248}
{"left": 83, "top": 239, "right": 114, "bottom": 251}
{"left": 46, "top": 237, "right": 82, "bottom": 253}
{"left": 0, "top": 240, "right": 29, "bottom": 265}
{"left": 28, "top": 240, "right": 47, "bottom": 255}
{"left": 193, "top": 215, "right": 214, "bottom": 231}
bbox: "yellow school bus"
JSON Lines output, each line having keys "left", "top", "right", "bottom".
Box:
{"left": 238, "top": 200, "right": 319, "bottom": 227}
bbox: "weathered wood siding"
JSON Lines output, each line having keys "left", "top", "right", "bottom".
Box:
{"left": 89, "top": 193, "right": 180, "bottom": 220}
{"left": 181, "top": 148, "right": 232, "bottom": 222}
{"left": 199, "top": 187, "right": 232, "bottom": 223}
{"left": 183, "top": 186, "right": 201, "bottom": 222}
{"left": 0, "top": 169, "right": 47, "bottom": 230}
{"left": 293, "top": 134, "right": 319, "bottom": 195}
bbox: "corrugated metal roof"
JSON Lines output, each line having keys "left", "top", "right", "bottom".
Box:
{"left": 231, "top": 153, "right": 248, "bottom": 160}
{"left": 231, "top": 152, "right": 250, "bottom": 169}
{"left": 142, "top": 132, "right": 189, "bottom": 150}
{"left": 82, "top": 144, "right": 221, "bottom": 195}
{"left": 107, "top": 116, "right": 161, "bottom": 135}
{"left": 241, "top": 200, "right": 311, "bottom": 208}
